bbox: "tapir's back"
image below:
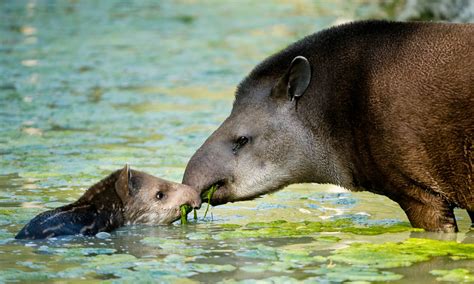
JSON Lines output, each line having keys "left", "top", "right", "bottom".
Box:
{"left": 349, "top": 22, "right": 473, "bottom": 209}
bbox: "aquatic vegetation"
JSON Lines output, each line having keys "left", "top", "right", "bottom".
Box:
{"left": 307, "top": 266, "right": 403, "bottom": 282}
{"left": 0, "top": 229, "right": 13, "bottom": 244}
{"left": 214, "top": 219, "right": 419, "bottom": 240}
{"left": 430, "top": 268, "right": 474, "bottom": 282}
{"left": 235, "top": 244, "right": 325, "bottom": 263}
{"left": 202, "top": 185, "right": 218, "bottom": 218}
{"left": 181, "top": 204, "right": 192, "bottom": 224}
{"left": 235, "top": 244, "right": 326, "bottom": 273}
{"left": 37, "top": 246, "right": 117, "bottom": 256}
{"left": 0, "top": 269, "right": 53, "bottom": 282}
{"left": 315, "top": 235, "right": 341, "bottom": 243}
{"left": 84, "top": 254, "right": 138, "bottom": 270}
{"left": 141, "top": 237, "right": 207, "bottom": 256}
{"left": 0, "top": 207, "right": 44, "bottom": 227}
{"left": 330, "top": 238, "right": 474, "bottom": 268}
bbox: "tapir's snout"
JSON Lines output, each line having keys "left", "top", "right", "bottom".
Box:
{"left": 182, "top": 137, "right": 232, "bottom": 197}
{"left": 182, "top": 155, "right": 210, "bottom": 196}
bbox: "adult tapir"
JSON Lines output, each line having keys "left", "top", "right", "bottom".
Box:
{"left": 183, "top": 20, "right": 473, "bottom": 232}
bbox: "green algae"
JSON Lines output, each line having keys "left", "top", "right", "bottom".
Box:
{"left": 220, "top": 276, "right": 302, "bottom": 284}
{"left": 187, "top": 263, "right": 236, "bottom": 273}
{"left": 38, "top": 246, "right": 117, "bottom": 257}
{"left": 0, "top": 249, "right": 233, "bottom": 283}
{"left": 219, "top": 224, "right": 242, "bottom": 229}
{"left": 0, "top": 229, "right": 13, "bottom": 244}
{"left": 0, "top": 269, "right": 53, "bottom": 282}
{"left": 16, "top": 261, "right": 47, "bottom": 270}
{"left": 430, "top": 269, "right": 474, "bottom": 282}
{"left": 85, "top": 254, "right": 137, "bottom": 268}
{"left": 315, "top": 235, "right": 341, "bottom": 242}
{"left": 0, "top": 207, "right": 44, "bottom": 227}
{"left": 180, "top": 204, "right": 192, "bottom": 224}
{"left": 235, "top": 244, "right": 325, "bottom": 263}
{"left": 214, "top": 219, "right": 418, "bottom": 240}
{"left": 141, "top": 237, "right": 206, "bottom": 256}
{"left": 231, "top": 243, "right": 327, "bottom": 274}
{"left": 330, "top": 238, "right": 474, "bottom": 268}
{"left": 186, "top": 232, "right": 212, "bottom": 240}
{"left": 307, "top": 266, "right": 403, "bottom": 282}
{"left": 202, "top": 185, "right": 218, "bottom": 219}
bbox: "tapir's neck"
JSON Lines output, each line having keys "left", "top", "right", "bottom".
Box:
{"left": 296, "top": 99, "right": 357, "bottom": 190}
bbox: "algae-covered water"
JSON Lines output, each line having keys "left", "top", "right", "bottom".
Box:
{"left": 1, "top": 1, "right": 473, "bottom": 283}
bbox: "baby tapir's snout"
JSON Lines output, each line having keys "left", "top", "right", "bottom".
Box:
{"left": 117, "top": 166, "right": 201, "bottom": 225}
{"left": 171, "top": 183, "right": 202, "bottom": 210}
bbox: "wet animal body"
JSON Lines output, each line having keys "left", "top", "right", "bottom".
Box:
{"left": 16, "top": 166, "right": 200, "bottom": 239}
{"left": 183, "top": 20, "right": 473, "bottom": 232}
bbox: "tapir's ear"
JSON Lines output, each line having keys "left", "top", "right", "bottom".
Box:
{"left": 273, "top": 56, "right": 311, "bottom": 102}
{"left": 115, "top": 164, "right": 132, "bottom": 202}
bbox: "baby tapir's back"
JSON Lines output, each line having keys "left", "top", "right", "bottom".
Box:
{"left": 15, "top": 168, "right": 126, "bottom": 240}
{"left": 15, "top": 204, "right": 121, "bottom": 239}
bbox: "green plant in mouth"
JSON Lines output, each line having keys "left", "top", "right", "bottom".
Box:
{"left": 202, "top": 185, "right": 218, "bottom": 219}
{"left": 180, "top": 184, "right": 217, "bottom": 224}
{"left": 180, "top": 205, "right": 192, "bottom": 225}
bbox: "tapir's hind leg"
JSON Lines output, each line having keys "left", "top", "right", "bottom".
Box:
{"left": 395, "top": 188, "right": 458, "bottom": 233}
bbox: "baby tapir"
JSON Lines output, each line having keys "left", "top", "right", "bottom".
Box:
{"left": 15, "top": 165, "right": 201, "bottom": 239}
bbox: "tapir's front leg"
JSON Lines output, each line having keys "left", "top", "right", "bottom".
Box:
{"left": 396, "top": 188, "right": 458, "bottom": 233}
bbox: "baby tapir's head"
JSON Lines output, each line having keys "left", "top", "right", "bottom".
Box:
{"left": 117, "top": 165, "right": 201, "bottom": 225}
{"left": 15, "top": 165, "right": 201, "bottom": 239}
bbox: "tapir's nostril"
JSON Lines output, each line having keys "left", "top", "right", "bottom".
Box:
{"left": 192, "top": 199, "right": 202, "bottom": 210}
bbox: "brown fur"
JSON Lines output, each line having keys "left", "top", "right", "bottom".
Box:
{"left": 183, "top": 20, "right": 473, "bottom": 232}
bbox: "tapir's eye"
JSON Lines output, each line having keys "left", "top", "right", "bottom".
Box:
{"left": 156, "top": 191, "right": 164, "bottom": 200}
{"left": 232, "top": 136, "right": 249, "bottom": 154}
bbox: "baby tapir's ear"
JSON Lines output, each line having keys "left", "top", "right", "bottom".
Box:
{"left": 115, "top": 164, "right": 133, "bottom": 203}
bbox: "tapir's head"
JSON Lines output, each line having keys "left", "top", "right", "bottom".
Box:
{"left": 116, "top": 165, "right": 201, "bottom": 224}
{"left": 183, "top": 56, "right": 334, "bottom": 205}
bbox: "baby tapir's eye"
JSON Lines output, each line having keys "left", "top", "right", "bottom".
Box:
{"left": 156, "top": 192, "right": 164, "bottom": 200}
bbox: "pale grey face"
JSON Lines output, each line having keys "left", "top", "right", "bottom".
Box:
{"left": 115, "top": 167, "right": 201, "bottom": 225}
{"left": 192, "top": 98, "right": 315, "bottom": 205}
{"left": 183, "top": 56, "right": 341, "bottom": 206}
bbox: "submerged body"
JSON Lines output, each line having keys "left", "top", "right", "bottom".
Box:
{"left": 16, "top": 166, "right": 200, "bottom": 239}
{"left": 183, "top": 20, "right": 473, "bottom": 232}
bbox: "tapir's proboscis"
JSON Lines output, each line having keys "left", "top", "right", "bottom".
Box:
{"left": 183, "top": 20, "right": 473, "bottom": 232}
{"left": 16, "top": 165, "right": 201, "bottom": 239}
